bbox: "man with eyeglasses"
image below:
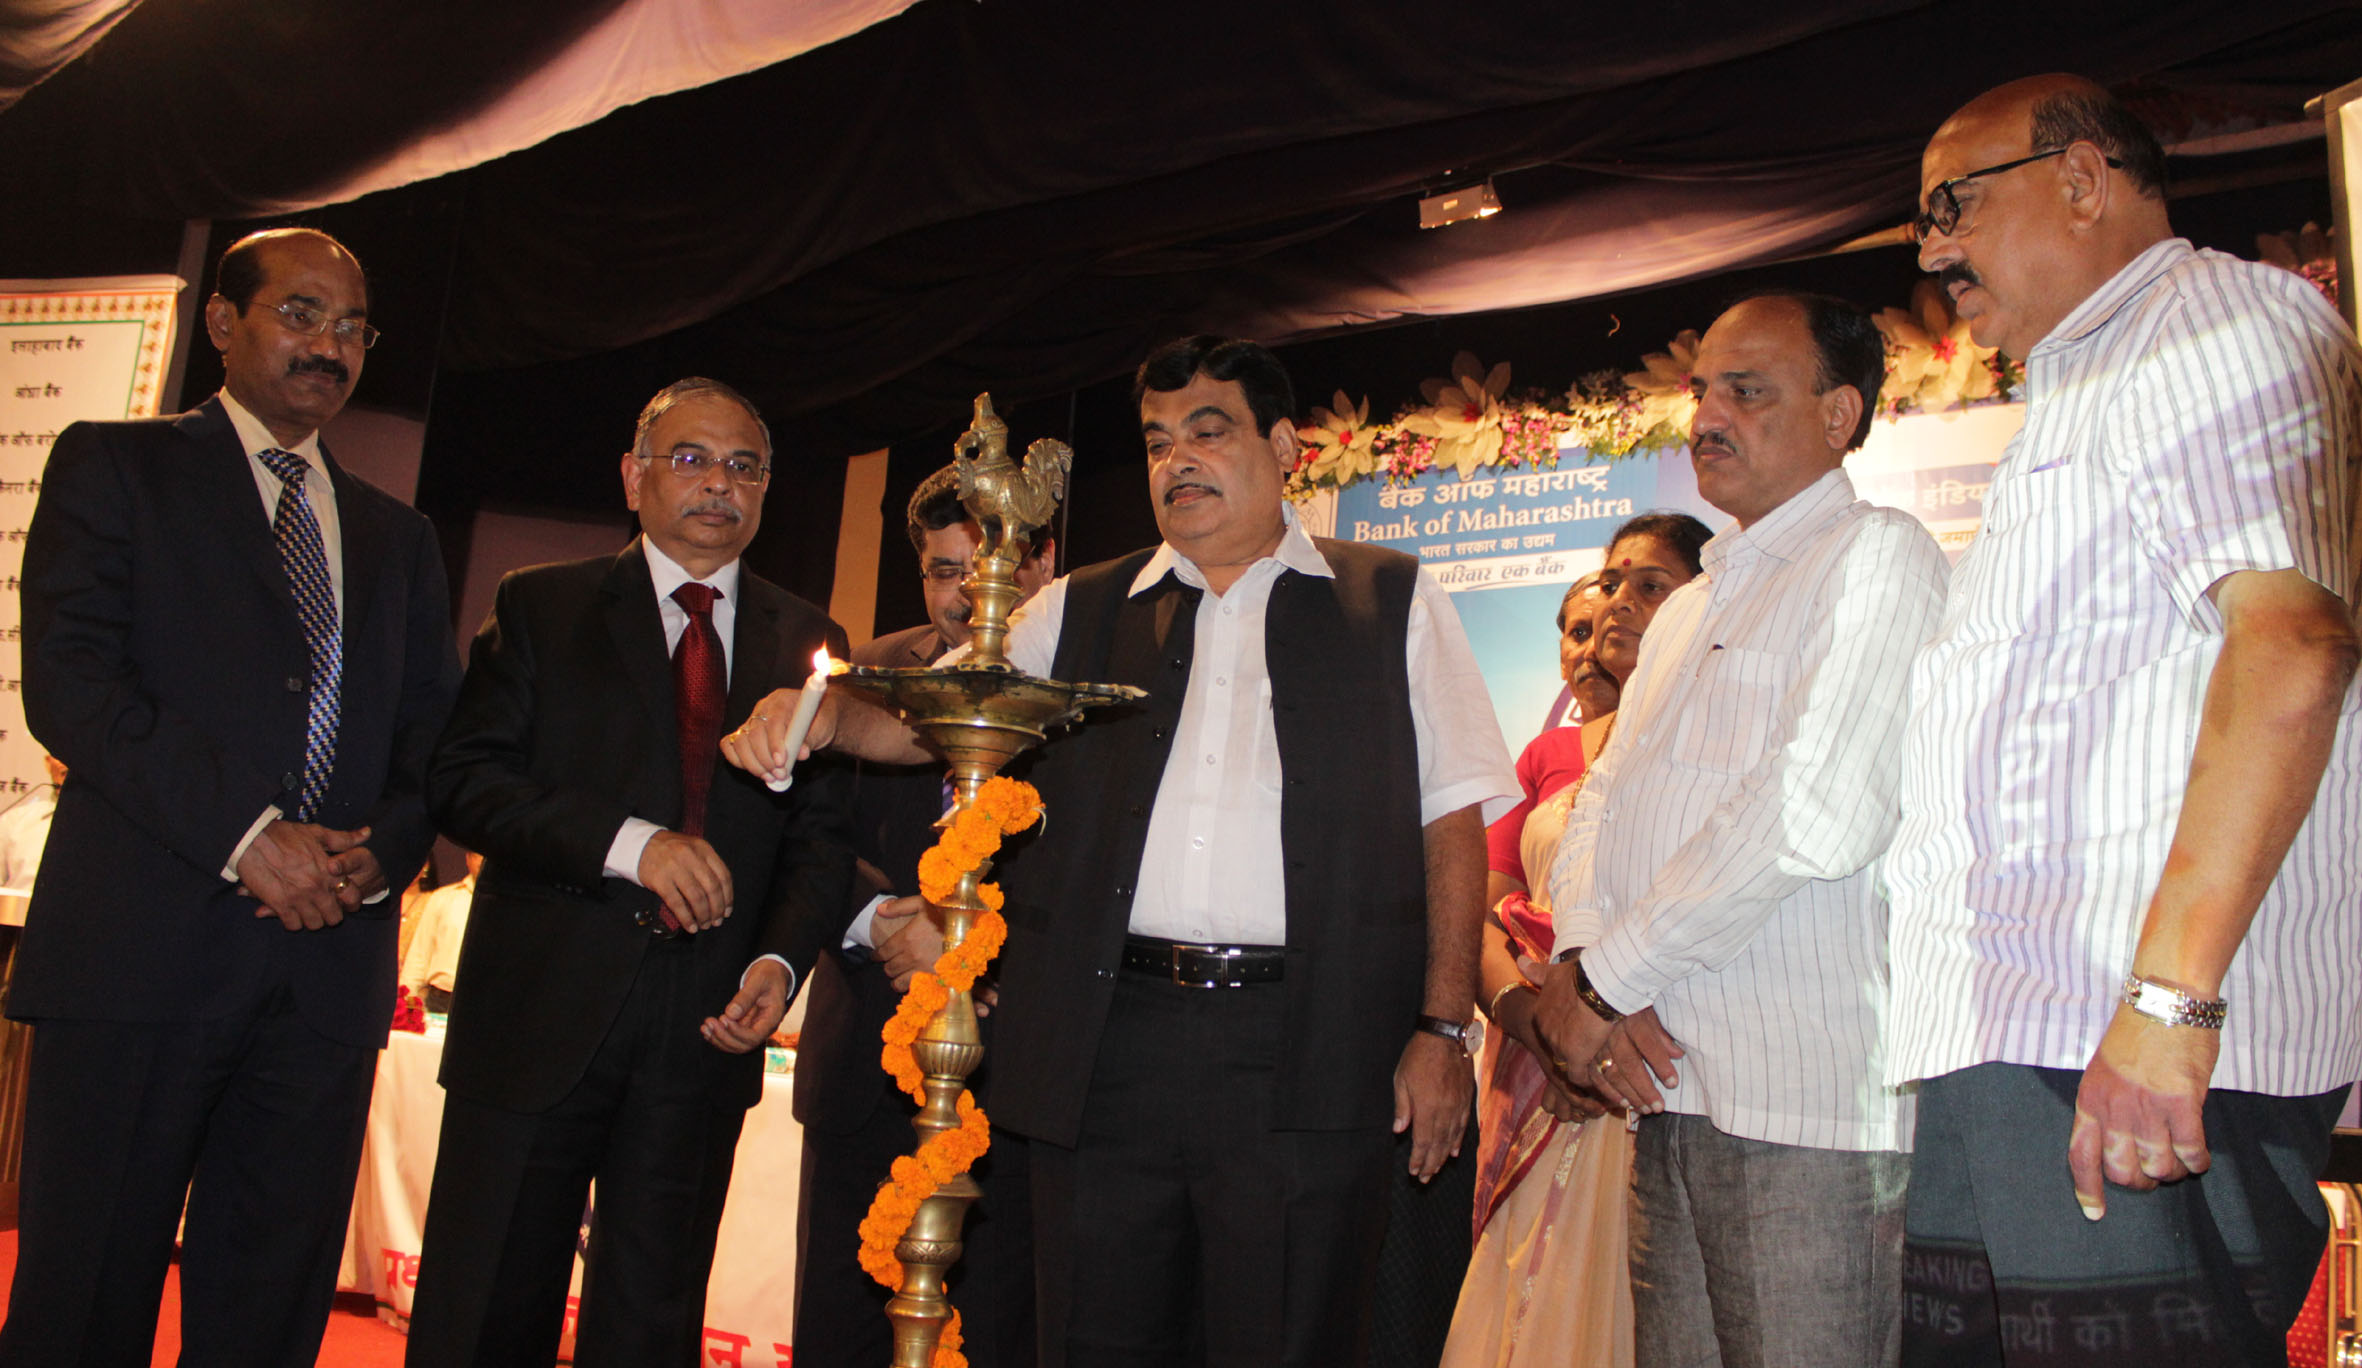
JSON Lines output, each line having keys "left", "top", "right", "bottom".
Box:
{"left": 790, "top": 462, "right": 1053, "bottom": 1366}
{"left": 2, "top": 227, "right": 461, "bottom": 1367}
{"left": 406, "top": 377, "right": 855, "bottom": 1366}
{"left": 1885, "top": 74, "right": 2362, "bottom": 1364}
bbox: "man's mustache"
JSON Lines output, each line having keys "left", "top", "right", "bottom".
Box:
{"left": 1938, "top": 261, "right": 1983, "bottom": 293}
{"left": 944, "top": 598, "right": 972, "bottom": 624}
{"left": 683, "top": 497, "right": 742, "bottom": 522}
{"left": 288, "top": 355, "right": 349, "bottom": 384}
{"left": 1693, "top": 435, "right": 1735, "bottom": 459}
{"left": 1163, "top": 481, "right": 1217, "bottom": 505}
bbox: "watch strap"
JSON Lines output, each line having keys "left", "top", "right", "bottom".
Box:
{"left": 1415, "top": 1013, "right": 1483, "bottom": 1056}
{"left": 1574, "top": 954, "right": 1625, "bottom": 1024}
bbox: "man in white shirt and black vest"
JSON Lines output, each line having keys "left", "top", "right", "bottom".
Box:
{"left": 731, "top": 336, "right": 1517, "bottom": 1365}
{"left": 1887, "top": 75, "right": 2362, "bottom": 1365}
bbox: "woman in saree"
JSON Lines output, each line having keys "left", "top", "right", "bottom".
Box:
{"left": 1441, "top": 511, "right": 1712, "bottom": 1368}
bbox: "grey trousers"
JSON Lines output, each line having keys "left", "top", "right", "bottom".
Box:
{"left": 1630, "top": 1111, "right": 1911, "bottom": 1368}
{"left": 1900, "top": 1061, "right": 2347, "bottom": 1367}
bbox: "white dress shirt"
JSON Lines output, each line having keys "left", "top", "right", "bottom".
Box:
{"left": 973, "top": 506, "right": 1518, "bottom": 945}
{"left": 1547, "top": 470, "right": 1948, "bottom": 1151}
{"left": 1885, "top": 239, "right": 2362, "bottom": 1097}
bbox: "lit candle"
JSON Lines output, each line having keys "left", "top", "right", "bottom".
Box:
{"left": 767, "top": 647, "right": 837, "bottom": 792}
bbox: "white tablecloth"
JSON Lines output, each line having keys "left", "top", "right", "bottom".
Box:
{"left": 338, "top": 1024, "right": 808, "bottom": 1367}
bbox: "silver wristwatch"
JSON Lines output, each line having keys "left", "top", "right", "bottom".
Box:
{"left": 2121, "top": 974, "right": 2227, "bottom": 1030}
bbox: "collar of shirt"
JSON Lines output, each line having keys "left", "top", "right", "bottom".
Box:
{"left": 641, "top": 536, "right": 742, "bottom": 607}
{"left": 217, "top": 388, "right": 327, "bottom": 474}
{"left": 2033, "top": 236, "right": 2193, "bottom": 356}
{"left": 1126, "top": 502, "right": 1334, "bottom": 598}
{"left": 641, "top": 537, "right": 742, "bottom": 674}
{"left": 1699, "top": 467, "right": 1857, "bottom": 577}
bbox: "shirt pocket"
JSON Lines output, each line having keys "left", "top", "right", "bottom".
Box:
{"left": 1977, "top": 453, "right": 2085, "bottom": 535}
{"left": 1668, "top": 646, "right": 1790, "bottom": 777}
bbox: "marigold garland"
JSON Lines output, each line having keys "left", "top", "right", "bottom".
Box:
{"left": 858, "top": 778, "right": 1042, "bottom": 1368}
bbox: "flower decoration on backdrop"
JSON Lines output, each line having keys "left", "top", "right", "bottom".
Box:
{"left": 1620, "top": 329, "right": 1702, "bottom": 438}
{"left": 1874, "top": 279, "right": 2008, "bottom": 417}
{"left": 1401, "top": 354, "right": 1513, "bottom": 477}
{"left": 1295, "top": 392, "right": 1380, "bottom": 487}
{"left": 1283, "top": 281, "right": 2030, "bottom": 501}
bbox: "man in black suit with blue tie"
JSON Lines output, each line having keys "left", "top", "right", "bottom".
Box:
{"left": 1, "top": 227, "right": 461, "bottom": 1368}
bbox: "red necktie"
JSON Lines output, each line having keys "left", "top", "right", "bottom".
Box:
{"left": 671, "top": 582, "right": 727, "bottom": 839}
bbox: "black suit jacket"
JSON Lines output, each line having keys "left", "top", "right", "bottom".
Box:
{"left": 14, "top": 397, "right": 461, "bottom": 1048}
{"left": 426, "top": 540, "right": 855, "bottom": 1114}
{"left": 792, "top": 622, "right": 950, "bottom": 1132}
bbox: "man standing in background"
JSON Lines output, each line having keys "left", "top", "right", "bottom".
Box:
{"left": 791, "top": 462, "right": 1053, "bottom": 1366}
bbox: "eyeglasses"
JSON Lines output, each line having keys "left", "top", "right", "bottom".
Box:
{"left": 1908, "top": 147, "right": 2122, "bottom": 243}
{"left": 265, "top": 300, "right": 380, "bottom": 350}
{"left": 644, "top": 450, "right": 771, "bottom": 486}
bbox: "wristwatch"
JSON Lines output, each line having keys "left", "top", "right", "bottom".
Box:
{"left": 2121, "top": 974, "right": 2227, "bottom": 1030}
{"left": 1573, "top": 953, "right": 1624, "bottom": 1024}
{"left": 1416, "top": 1013, "right": 1486, "bottom": 1058}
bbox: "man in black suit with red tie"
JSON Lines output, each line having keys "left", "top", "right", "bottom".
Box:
{"left": 406, "top": 377, "right": 854, "bottom": 1367}
{"left": 791, "top": 464, "right": 1053, "bottom": 1367}
{"left": 2, "top": 227, "right": 461, "bottom": 1368}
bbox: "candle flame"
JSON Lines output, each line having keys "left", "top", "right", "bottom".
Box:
{"left": 814, "top": 646, "right": 844, "bottom": 676}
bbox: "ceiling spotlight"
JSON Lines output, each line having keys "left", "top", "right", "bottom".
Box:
{"left": 1418, "top": 178, "right": 1502, "bottom": 229}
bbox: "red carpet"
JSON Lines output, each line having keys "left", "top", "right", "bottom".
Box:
{"left": 0, "top": 1229, "right": 410, "bottom": 1366}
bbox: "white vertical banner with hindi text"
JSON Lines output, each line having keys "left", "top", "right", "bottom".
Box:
{"left": 0, "top": 275, "right": 184, "bottom": 794}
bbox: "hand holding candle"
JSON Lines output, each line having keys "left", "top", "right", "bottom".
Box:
{"left": 766, "top": 647, "right": 838, "bottom": 792}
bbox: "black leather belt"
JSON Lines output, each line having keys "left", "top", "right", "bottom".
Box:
{"left": 1120, "top": 934, "right": 1285, "bottom": 988}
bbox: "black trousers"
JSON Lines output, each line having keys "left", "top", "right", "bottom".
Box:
{"left": 794, "top": 1100, "right": 1035, "bottom": 1368}
{"left": 1369, "top": 1102, "right": 1477, "bottom": 1368}
{"left": 0, "top": 982, "right": 376, "bottom": 1368}
{"left": 405, "top": 943, "right": 746, "bottom": 1368}
{"left": 1031, "top": 972, "right": 1394, "bottom": 1368}
{"left": 1902, "top": 1061, "right": 2348, "bottom": 1368}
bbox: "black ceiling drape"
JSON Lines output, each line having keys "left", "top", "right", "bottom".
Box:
{"left": 5, "top": 0, "right": 2355, "bottom": 471}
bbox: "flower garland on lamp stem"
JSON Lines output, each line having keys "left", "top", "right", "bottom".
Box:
{"left": 856, "top": 775, "right": 1043, "bottom": 1368}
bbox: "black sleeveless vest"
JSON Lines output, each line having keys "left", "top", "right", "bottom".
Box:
{"left": 989, "top": 538, "right": 1428, "bottom": 1143}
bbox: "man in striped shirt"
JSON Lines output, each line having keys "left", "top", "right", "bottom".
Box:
{"left": 1536, "top": 290, "right": 1948, "bottom": 1366}
{"left": 1887, "top": 74, "right": 2362, "bottom": 1365}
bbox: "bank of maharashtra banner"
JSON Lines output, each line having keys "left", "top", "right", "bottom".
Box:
{"left": 0, "top": 276, "right": 184, "bottom": 798}
{"left": 1300, "top": 402, "right": 2025, "bottom": 749}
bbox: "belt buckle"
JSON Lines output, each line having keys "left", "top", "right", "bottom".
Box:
{"left": 1170, "top": 943, "right": 1232, "bottom": 989}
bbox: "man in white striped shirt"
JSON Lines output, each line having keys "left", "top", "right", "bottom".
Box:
{"left": 1537, "top": 291, "right": 1949, "bottom": 1366}
{"left": 1887, "top": 75, "right": 2362, "bottom": 1365}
